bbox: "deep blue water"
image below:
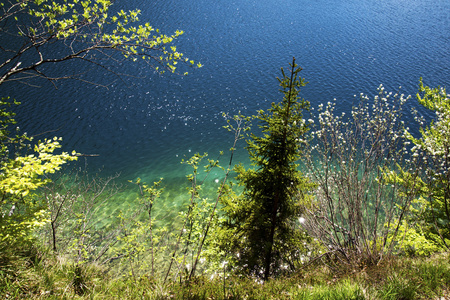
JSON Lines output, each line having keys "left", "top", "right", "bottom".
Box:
{"left": 2, "top": 0, "right": 449, "bottom": 196}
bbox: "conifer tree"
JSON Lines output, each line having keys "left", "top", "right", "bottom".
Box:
{"left": 220, "top": 58, "right": 313, "bottom": 280}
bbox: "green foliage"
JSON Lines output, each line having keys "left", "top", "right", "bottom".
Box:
{"left": 0, "top": 0, "right": 199, "bottom": 86}
{"left": 389, "top": 79, "right": 450, "bottom": 254}
{"left": 125, "top": 153, "right": 228, "bottom": 283}
{"left": 0, "top": 98, "right": 78, "bottom": 244}
{"left": 164, "top": 152, "right": 223, "bottom": 282}
{"left": 115, "top": 215, "right": 152, "bottom": 280}
{"left": 416, "top": 77, "right": 450, "bottom": 112}
{"left": 219, "top": 58, "right": 314, "bottom": 279}
{"left": 115, "top": 178, "right": 167, "bottom": 280}
{"left": 0, "top": 98, "right": 30, "bottom": 163}
{"left": 1, "top": 137, "right": 77, "bottom": 197}
{"left": 387, "top": 219, "right": 444, "bottom": 257}
{"left": 409, "top": 79, "right": 450, "bottom": 247}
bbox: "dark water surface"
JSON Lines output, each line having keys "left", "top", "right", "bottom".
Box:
{"left": 2, "top": 0, "right": 449, "bottom": 201}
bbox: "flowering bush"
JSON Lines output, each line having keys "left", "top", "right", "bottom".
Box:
{"left": 303, "top": 85, "right": 415, "bottom": 266}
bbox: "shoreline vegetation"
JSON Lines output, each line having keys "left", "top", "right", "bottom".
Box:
{"left": 1, "top": 1, "right": 449, "bottom": 299}
{"left": 2, "top": 67, "right": 450, "bottom": 299}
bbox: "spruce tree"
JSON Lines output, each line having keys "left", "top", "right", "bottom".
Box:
{"left": 220, "top": 58, "right": 313, "bottom": 280}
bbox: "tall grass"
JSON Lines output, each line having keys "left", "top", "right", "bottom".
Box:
{"left": 2, "top": 243, "right": 448, "bottom": 299}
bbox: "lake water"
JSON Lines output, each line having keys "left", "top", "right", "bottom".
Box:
{"left": 2, "top": 0, "right": 449, "bottom": 204}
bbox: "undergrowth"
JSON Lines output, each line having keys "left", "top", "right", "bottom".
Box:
{"left": 1, "top": 244, "right": 448, "bottom": 299}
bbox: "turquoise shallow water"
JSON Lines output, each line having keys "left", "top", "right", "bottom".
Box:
{"left": 1, "top": 0, "right": 449, "bottom": 206}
